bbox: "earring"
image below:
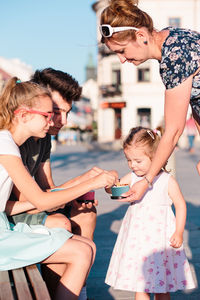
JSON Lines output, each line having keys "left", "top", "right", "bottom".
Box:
{"left": 144, "top": 41, "right": 148, "bottom": 45}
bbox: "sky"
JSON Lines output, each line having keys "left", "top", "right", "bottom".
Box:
{"left": 0, "top": 0, "right": 98, "bottom": 85}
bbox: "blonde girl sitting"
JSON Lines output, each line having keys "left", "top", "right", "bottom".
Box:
{"left": 0, "top": 77, "right": 116, "bottom": 300}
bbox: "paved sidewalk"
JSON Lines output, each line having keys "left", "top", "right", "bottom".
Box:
{"left": 51, "top": 142, "right": 200, "bottom": 300}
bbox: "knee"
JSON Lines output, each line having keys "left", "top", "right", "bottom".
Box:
{"left": 78, "top": 209, "right": 97, "bottom": 239}
{"left": 70, "top": 206, "right": 97, "bottom": 239}
{"left": 83, "top": 208, "right": 97, "bottom": 227}
{"left": 85, "top": 239, "right": 96, "bottom": 258}
{"left": 74, "top": 242, "right": 94, "bottom": 266}
{"left": 45, "top": 213, "right": 72, "bottom": 231}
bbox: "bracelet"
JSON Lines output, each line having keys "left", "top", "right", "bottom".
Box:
{"left": 144, "top": 176, "right": 153, "bottom": 188}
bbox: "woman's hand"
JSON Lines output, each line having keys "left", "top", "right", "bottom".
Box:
{"left": 87, "top": 166, "right": 104, "bottom": 178}
{"left": 93, "top": 170, "right": 117, "bottom": 189}
{"left": 109, "top": 170, "right": 119, "bottom": 180}
{"left": 170, "top": 231, "right": 183, "bottom": 248}
{"left": 118, "top": 178, "right": 149, "bottom": 202}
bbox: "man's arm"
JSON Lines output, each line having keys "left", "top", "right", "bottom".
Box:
{"left": 34, "top": 161, "right": 55, "bottom": 190}
{"left": 6, "top": 199, "right": 36, "bottom": 216}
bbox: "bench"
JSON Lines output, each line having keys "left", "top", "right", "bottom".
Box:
{"left": 0, "top": 264, "right": 51, "bottom": 300}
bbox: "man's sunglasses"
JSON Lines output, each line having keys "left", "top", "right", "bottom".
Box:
{"left": 14, "top": 108, "right": 54, "bottom": 123}
{"left": 99, "top": 24, "right": 139, "bottom": 38}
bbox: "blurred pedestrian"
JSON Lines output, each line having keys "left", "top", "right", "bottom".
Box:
{"left": 51, "top": 135, "right": 57, "bottom": 152}
{"left": 185, "top": 114, "right": 197, "bottom": 153}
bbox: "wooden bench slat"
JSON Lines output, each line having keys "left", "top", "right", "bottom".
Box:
{"left": 26, "top": 265, "right": 51, "bottom": 300}
{"left": 0, "top": 264, "right": 50, "bottom": 300}
{"left": 12, "top": 268, "right": 33, "bottom": 300}
{"left": 0, "top": 271, "right": 14, "bottom": 300}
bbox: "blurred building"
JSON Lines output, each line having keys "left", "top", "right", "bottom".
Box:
{"left": 66, "top": 54, "right": 98, "bottom": 132}
{"left": 92, "top": 0, "right": 200, "bottom": 142}
{"left": 85, "top": 53, "right": 97, "bottom": 81}
{"left": 0, "top": 68, "right": 11, "bottom": 92}
{"left": 67, "top": 96, "right": 93, "bottom": 130}
{"left": 82, "top": 53, "right": 98, "bottom": 123}
{"left": 59, "top": 95, "right": 95, "bottom": 144}
{"left": 0, "top": 57, "right": 33, "bottom": 92}
{"left": 70, "top": 53, "right": 99, "bottom": 142}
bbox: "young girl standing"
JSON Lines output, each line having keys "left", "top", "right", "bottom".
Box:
{"left": 105, "top": 127, "right": 196, "bottom": 300}
{"left": 0, "top": 77, "right": 116, "bottom": 300}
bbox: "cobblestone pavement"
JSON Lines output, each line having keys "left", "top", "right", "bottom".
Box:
{"left": 51, "top": 142, "right": 200, "bottom": 300}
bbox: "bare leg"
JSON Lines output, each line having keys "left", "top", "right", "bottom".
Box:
{"left": 44, "top": 213, "right": 96, "bottom": 297}
{"left": 135, "top": 292, "right": 150, "bottom": 300}
{"left": 43, "top": 235, "right": 96, "bottom": 274}
{"left": 72, "top": 234, "right": 96, "bottom": 265}
{"left": 155, "top": 293, "right": 170, "bottom": 300}
{"left": 42, "top": 213, "right": 72, "bottom": 297}
{"left": 70, "top": 205, "right": 97, "bottom": 240}
{"left": 41, "top": 236, "right": 94, "bottom": 300}
{"left": 45, "top": 213, "right": 72, "bottom": 231}
{"left": 192, "top": 110, "right": 200, "bottom": 175}
{"left": 41, "top": 263, "right": 64, "bottom": 299}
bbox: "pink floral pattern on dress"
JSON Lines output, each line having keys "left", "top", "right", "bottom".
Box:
{"left": 105, "top": 172, "right": 196, "bottom": 293}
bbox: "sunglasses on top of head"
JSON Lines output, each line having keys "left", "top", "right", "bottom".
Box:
{"left": 99, "top": 24, "right": 139, "bottom": 38}
{"left": 14, "top": 108, "right": 54, "bottom": 123}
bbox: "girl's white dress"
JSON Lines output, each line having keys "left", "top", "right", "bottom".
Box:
{"left": 105, "top": 172, "right": 196, "bottom": 293}
{"left": 0, "top": 130, "right": 72, "bottom": 271}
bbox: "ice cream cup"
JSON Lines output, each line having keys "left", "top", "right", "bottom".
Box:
{"left": 111, "top": 185, "right": 129, "bottom": 199}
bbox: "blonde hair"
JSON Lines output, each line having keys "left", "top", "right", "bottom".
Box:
{"left": 0, "top": 77, "right": 51, "bottom": 130}
{"left": 123, "top": 126, "right": 168, "bottom": 171}
{"left": 100, "top": 0, "right": 154, "bottom": 43}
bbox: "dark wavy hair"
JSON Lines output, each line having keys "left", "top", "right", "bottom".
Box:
{"left": 31, "top": 68, "right": 82, "bottom": 103}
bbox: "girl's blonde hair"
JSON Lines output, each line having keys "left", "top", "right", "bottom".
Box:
{"left": 0, "top": 77, "right": 51, "bottom": 130}
{"left": 123, "top": 126, "right": 168, "bottom": 171}
{"left": 100, "top": 0, "right": 154, "bottom": 43}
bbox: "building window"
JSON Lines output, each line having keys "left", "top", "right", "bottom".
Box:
{"left": 114, "top": 108, "right": 122, "bottom": 139}
{"left": 137, "top": 67, "right": 150, "bottom": 82}
{"left": 137, "top": 108, "right": 151, "bottom": 127}
{"left": 112, "top": 62, "right": 121, "bottom": 92}
{"left": 112, "top": 69, "right": 121, "bottom": 85}
{"left": 169, "top": 17, "right": 181, "bottom": 28}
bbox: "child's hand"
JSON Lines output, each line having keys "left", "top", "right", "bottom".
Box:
{"left": 170, "top": 231, "right": 183, "bottom": 248}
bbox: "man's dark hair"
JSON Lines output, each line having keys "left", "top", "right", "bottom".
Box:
{"left": 31, "top": 68, "right": 82, "bottom": 102}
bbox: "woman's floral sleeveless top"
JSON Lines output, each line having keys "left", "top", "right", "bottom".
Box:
{"left": 160, "top": 27, "right": 200, "bottom": 116}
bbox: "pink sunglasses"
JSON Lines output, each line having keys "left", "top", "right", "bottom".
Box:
{"left": 14, "top": 108, "right": 54, "bottom": 123}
